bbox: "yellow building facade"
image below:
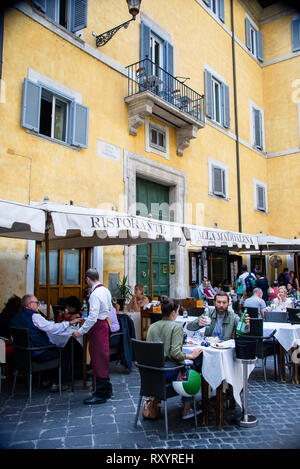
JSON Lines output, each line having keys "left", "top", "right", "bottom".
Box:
{"left": 0, "top": 0, "right": 299, "bottom": 307}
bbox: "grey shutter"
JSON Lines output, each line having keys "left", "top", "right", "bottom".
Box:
{"left": 222, "top": 82, "right": 230, "bottom": 128}
{"left": 32, "top": 0, "right": 47, "bottom": 13}
{"left": 212, "top": 166, "right": 225, "bottom": 197}
{"left": 256, "top": 30, "right": 264, "bottom": 61}
{"left": 254, "top": 108, "right": 262, "bottom": 149}
{"left": 203, "top": 0, "right": 211, "bottom": 6}
{"left": 71, "top": 102, "right": 89, "bottom": 148}
{"left": 257, "top": 185, "right": 265, "bottom": 211}
{"left": 21, "top": 78, "right": 41, "bottom": 132}
{"left": 140, "top": 22, "right": 151, "bottom": 61}
{"left": 70, "top": 0, "right": 88, "bottom": 33}
{"left": 45, "top": 0, "right": 58, "bottom": 22}
{"left": 292, "top": 16, "right": 300, "bottom": 52}
{"left": 245, "top": 17, "right": 251, "bottom": 50}
{"left": 205, "top": 69, "right": 213, "bottom": 119}
{"left": 218, "top": 0, "right": 225, "bottom": 22}
{"left": 165, "top": 42, "right": 174, "bottom": 76}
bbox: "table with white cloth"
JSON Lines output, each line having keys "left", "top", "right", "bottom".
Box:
{"left": 182, "top": 338, "right": 255, "bottom": 428}
{"left": 47, "top": 325, "right": 83, "bottom": 391}
{"left": 263, "top": 322, "right": 300, "bottom": 384}
{"left": 123, "top": 311, "right": 141, "bottom": 340}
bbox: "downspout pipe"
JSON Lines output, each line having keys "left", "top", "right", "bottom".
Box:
{"left": 0, "top": 8, "right": 4, "bottom": 80}
{"left": 230, "top": 0, "right": 242, "bottom": 233}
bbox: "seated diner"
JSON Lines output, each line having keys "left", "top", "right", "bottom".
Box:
{"left": 125, "top": 284, "right": 149, "bottom": 312}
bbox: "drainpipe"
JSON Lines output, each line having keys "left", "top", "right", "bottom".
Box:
{"left": 230, "top": 0, "right": 242, "bottom": 233}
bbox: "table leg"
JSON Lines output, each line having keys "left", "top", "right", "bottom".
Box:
{"left": 71, "top": 337, "right": 74, "bottom": 392}
{"left": 201, "top": 378, "right": 209, "bottom": 426}
{"left": 82, "top": 335, "right": 88, "bottom": 389}
{"left": 216, "top": 382, "right": 224, "bottom": 430}
{"left": 279, "top": 345, "right": 286, "bottom": 383}
{"left": 291, "top": 346, "right": 299, "bottom": 385}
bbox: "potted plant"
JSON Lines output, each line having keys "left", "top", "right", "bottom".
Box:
{"left": 117, "top": 275, "right": 132, "bottom": 311}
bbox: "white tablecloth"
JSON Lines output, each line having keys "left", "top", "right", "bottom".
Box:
{"left": 183, "top": 340, "right": 254, "bottom": 408}
{"left": 47, "top": 326, "right": 83, "bottom": 348}
{"left": 263, "top": 322, "right": 300, "bottom": 352}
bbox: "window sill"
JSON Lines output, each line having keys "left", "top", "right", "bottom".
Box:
{"left": 26, "top": 130, "right": 80, "bottom": 151}
{"left": 254, "top": 208, "right": 268, "bottom": 215}
{"left": 208, "top": 192, "right": 230, "bottom": 202}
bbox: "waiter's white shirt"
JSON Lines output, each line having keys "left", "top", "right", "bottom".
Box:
{"left": 78, "top": 283, "right": 112, "bottom": 335}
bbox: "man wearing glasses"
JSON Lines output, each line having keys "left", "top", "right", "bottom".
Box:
{"left": 11, "top": 294, "right": 81, "bottom": 391}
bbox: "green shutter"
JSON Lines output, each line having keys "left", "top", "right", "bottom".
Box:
{"left": 218, "top": 0, "right": 225, "bottom": 22}
{"left": 222, "top": 83, "right": 230, "bottom": 128}
{"left": 71, "top": 102, "right": 89, "bottom": 148}
{"left": 212, "top": 166, "right": 225, "bottom": 197}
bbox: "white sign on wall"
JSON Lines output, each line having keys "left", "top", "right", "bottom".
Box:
{"left": 97, "top": 139, "right": 120, "bottom": 162}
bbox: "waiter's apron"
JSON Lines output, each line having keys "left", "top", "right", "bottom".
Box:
{"left": 88, "top": 319, "right": 110, "bottom": 378}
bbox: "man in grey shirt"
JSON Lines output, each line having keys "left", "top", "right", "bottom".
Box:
{"left": 244, "top": 288, "right": 266, "bottom": 319}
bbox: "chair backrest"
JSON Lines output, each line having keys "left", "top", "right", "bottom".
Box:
{"left": 242, "top": 306, "right": 259, "bottom": 318}
{"left": 10, "top": 327, "right": 31, "bottom": 372}
{"left": 149, "top": 312, "right": 162, "bottom": 324}
{"left": 249, "top": 318, "right": 264, "bottom": 337}
{"left": 265, "top": 311, "right": 288, "bottom": 323}
{"left": 287, "top": 308, "right": 300, "bottom": 324}
{"left": 206, "top": 298, "right": 214, "bottom": 306}
{"left": 187, "top": 307, "right": 204, "bottom": 317}
{"left": 132, "top": 339, "right": 165, "bottom": 368}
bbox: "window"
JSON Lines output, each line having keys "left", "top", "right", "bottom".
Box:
{"left": 250, "top": 101, "right": 264, "bottom": 151}
{"left": 203, "top": 0, "right": 225, "bottom": 23}
{"left": 253, "top": 179, "right": 267, "bottom": 213}
{"left": 21, "top": 78, "right": 89, "bottom": 148}
{"left": 32, "top": 0, "right": 88, "bottom": 34}
{"left": 245, "top": 17, "right": 263, "bottom": 61}
{"left": 140, "top": 21, "right": 174, "bottom": 78}
{"left": 208, "top": 157, "right": 228, "bottom": 200}
{"left": 145, "top": 118, "right": 169, "bottom": 159}
{"left": 292, "top": 15, "right": 300, "bottom": 52}
{"left": 205, "top": 69, "right": 230, "bottom": 128}
{"left": 149, "top": 124, "right": 166, "bottom": 151}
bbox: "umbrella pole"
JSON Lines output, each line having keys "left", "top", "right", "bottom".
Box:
{"left": 149, "top": 243, "right": 153, "bottom": 298}
{"left": 45, "top": 219, "right": 50, "bottom": 319}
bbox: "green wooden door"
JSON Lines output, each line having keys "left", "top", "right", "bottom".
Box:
{"left": 136, "top": 178, "right": 169, "bottom": 297}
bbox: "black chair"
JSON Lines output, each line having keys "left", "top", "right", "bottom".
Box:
{"left": 265, "top": 311, "right": 288, "bottom": 323}
{"left": 287, "top": 308, "right": 300, "bottom": 324}
{"left": 242, "top": 306, "right": 259, "bottom": 318}
{"left": 206, "top": 298, "right": 214, "bottom": 306}
{"left": 149, "top": 312, "right": 162, "bottom": 324}
{"left": 186, "top": 307, "right": 204, "bottom": 317}
{"left": 132, "top": 339, "right": 199, "bottom": 437}
{"left": 248, "top": 319, "right": 278, "bottom": 383}
{"left": 10, "top": 327, "right": 62, "bottom": 401}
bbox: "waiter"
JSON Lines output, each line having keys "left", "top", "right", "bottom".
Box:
{"left": 72, "top": 268, "right": 112, "bottom": 405}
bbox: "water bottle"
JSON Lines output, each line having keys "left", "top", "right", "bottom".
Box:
{"left": 82, "top": 299, "right": 88, "bottom": 319}
{"left": 236, "top": 308, "right": 247, "bottom": 336}
{"left": 202, "top": 300, "right": 211, "bottom": 328}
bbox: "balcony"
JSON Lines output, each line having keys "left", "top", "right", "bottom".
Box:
{"left": 124, "top": 58, "right": 205, "bottom": 156}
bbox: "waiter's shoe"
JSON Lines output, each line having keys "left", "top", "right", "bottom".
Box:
{"left": 83, "top": 395, "right": 107, "bottom": 405}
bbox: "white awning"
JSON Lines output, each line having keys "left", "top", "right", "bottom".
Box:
{"left": 183, "top": 224, "right": 259, "bottom": 250}
{"left": 34, "top": 202, "right": 186, "bottom": 249}
{"left": 0, "top": 199, "right": 46, "bottom": 240}
{"left": 255, "top": 233, "right": 300, "bottom": 251}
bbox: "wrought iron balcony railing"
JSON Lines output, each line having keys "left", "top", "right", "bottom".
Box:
{"left": 126, "top": 58, "right": 205, "bottom": 124}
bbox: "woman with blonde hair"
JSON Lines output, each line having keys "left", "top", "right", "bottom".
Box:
{"left": 125, "top": 284, "right": 149, "bottom": 312}
{"left": 271, "top": 285, "right": 293, "bottom": 312}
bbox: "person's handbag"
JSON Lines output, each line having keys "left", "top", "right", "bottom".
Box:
{"left": 142, "top": 397, "right": 161, "bottom": 419}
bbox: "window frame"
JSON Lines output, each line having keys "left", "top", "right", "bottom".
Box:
{"left": 40, "top": 88, "right": 70, "bottom": 144}
{"left": 208, "top": 157, "right": 229, "bottom": 201}
{"left": 212, "top": 76, "right": 222, "bottom": 125}
{"left": 249, "top": 100, "right": 265, "bottom": 152}
{"left": 253, "top": 178, "right": 268, "bottom": 214}
{"left": 145, "top": 118, "right": 169, "bottom": 159}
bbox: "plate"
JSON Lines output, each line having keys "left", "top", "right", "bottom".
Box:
{"left": 210, "top": 343, "right": 233, "bottom": 349}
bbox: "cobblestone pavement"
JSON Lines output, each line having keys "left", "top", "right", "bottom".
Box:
{"left": 0, "top": 358, "right": 300, "bottom": 450}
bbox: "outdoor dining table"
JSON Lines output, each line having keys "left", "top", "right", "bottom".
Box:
{"left": 263, "top": 321, "right": 300, "bottom": 384}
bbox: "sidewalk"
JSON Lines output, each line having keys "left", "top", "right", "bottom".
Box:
{"left": 0, "top": 358, "right": 300, "bottom": 450}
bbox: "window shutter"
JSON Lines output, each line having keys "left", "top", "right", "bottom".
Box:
{"left": 32, "top": 0, "right": 47, "bottom": 13}
{"left": 218, "top": 0, "right": 225, "bottom": 23}
{"left": 212, "top": 166, "right": 225, "bottom": 197}
{"left": 205, "top": 69, "right": 213, "bottom": 119}
{"left": 70, "top": 0, "right": 88, "bottom": 33}
{"left": 292, "top": 16, "right": 300, "bottom": 52}
{"left": 164, "top": 41, "right": 174, "bottom": 76}
{"left": 140, "top": 22, "right": 151, "bottom": 61}
{"left": 203, "top": 0, "right": 211, "bottom": 6}
{"left": 222, "top": 83, "right": 230, "bottom": 128}
{"left": 254, "top": 108, "right": 262, "bottom": 149}
{"left": 256, "top": 30, "right": 264, "bottom": 61}
{"left": 21, "top": 78, "right": 41, "bottom": 132}
{"left": 256, "top": 185, "right": 265, "bottom": 211}
{"left": 45, "top": 0, "right": 58, "bottom": 22}
{"left": 245, "top": 17, "right": 251, "bottom": 50}
{"left": 71, "top": 102, "right": 89, "bottom": 148}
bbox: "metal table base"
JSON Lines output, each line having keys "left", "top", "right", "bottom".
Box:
{"left": 236, "top": 358, "right": 258, "bottom": 427}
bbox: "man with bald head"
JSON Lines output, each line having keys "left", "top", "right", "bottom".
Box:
{"left": 11, "top": 294, "right": 81, "bottom": 391}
